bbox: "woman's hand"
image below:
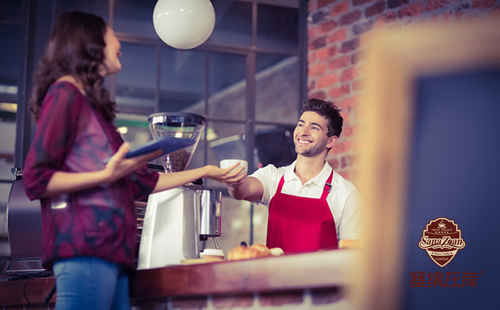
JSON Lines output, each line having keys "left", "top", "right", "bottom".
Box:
{"left": 103, "top": 142, "right": 162, "bottom": 183}
{"left": 153, "top": 162, "right": 246, "bottom": 193}
{"left": 204, "top": 163, "right": 246, "bottom": 186}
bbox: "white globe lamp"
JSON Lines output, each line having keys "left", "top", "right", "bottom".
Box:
{"left": 153, "top": 0, "right": 216, "bottom": 50}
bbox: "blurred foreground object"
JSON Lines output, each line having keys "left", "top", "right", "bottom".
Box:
{"left": 354, "top": 17, "right": 500, "bottom": 310}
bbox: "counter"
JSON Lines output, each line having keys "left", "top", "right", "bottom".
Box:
{"left": 0, "top": 249, "right": 357, "bottom": 310}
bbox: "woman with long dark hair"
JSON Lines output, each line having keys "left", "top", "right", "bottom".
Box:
{"left": 23, "top": 11, "right": 243, "bottom": 310}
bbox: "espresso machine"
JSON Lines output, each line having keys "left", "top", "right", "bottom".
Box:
{"left": 137, "top": 112, "right": 223, "bottom": 269}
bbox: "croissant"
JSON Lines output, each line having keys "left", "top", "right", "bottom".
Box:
{"left": 227, "top": 243, "right": 283, "bottom": 260}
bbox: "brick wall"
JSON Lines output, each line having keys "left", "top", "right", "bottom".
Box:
{"left": 307, "top": 0, "right": 500, "bottom": 183}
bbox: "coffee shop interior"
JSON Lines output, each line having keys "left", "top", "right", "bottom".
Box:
{"left": 1, "top": 0, "right": 500, "bottom": 309}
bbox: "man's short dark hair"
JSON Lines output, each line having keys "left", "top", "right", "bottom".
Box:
{"left": 301, "top": 98, "right": 343, "bottom": 137}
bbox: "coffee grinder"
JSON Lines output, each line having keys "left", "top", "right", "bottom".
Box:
{"left": 137, "top": 112, "right": 223, "bottom": 269}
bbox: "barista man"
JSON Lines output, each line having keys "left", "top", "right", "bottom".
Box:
{"left": 224, "top": 98, "right": 361, "bottom": 253}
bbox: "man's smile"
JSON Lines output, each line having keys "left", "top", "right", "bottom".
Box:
{"left": 297, "top": 138, "right": 312, "bottom": 144}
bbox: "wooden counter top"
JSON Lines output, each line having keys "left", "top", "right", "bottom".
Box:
{"left": 130, "top": 249, "right": 356, "bottom": 299}
{"left": 0, "top": 249, "right": 357, "bottom": 306}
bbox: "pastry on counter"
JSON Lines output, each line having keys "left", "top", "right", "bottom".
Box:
{"left": 227, "top": 243, "right": 283, "bottom": 261}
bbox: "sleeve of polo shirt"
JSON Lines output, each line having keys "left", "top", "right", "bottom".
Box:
{"left": 249, "top": 164, "right": 279, "bottom": 205}
{"left": 23, "top": 83, "right": 83, "bottom": 200}
{"left": 338, "top": 189, "right": 362, "bottom": 240}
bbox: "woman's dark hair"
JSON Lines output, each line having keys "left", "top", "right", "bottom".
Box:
{"left": 29, "top": 11, "right": 116, "bottom": 121}
{"left": 301, "top": 98, "right": 343, "bottom": 137}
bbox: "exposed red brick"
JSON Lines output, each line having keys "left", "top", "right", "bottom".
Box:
{"left": 319, "top": 19, "right": 339, "bottom": 34}
{"left": 339, "top": 38, "right": 360, "bottom": 53}
{"left": 351, "top": 51, "right": 363, "bottom": 65}
{"left": 340, "top": 125, "right": 355, "bottom": 138}
{"left": 308, "top": 50, "right": 317, "bottom": 64}
{"left": 388, "top": 0, "right": 409, "bottom": 9}
{"left": 340, "top": 108, "right": 351, "bottom": 123}
{"left": 328, "top": 28, "right": 348, "bottom": 43}
{"left": 309, "top": 62, "right": 327, "bottom": 76}
{"left": 309, "top": 90, "right": 328, "bottom": 100}
{"left": 352, "top": 79, "right": 364, "bottom": 91}
{"left": 329, "top": 87, "right": 343, "bottom": 98}
{"left": 366, "top": 1, "right": 386, "bottom": 18}
{"left": 353, "top": 0, "right": 374, "bottom": 5}
{"left": 328, "top": 157, "right": 340, "bottom": 169}
{"left": 309, "top": 36, "right": 327, "bottom": 50}
{"left": 375, "top": 11, "right": 397, "bottom": 26}
{"left": 351, "top": 135, "right": 363, "bottom": 152}
{"left": 340, "top": 153, "right": 355, "bottom": 168}
{"left": 308, "top": 79, "right": 317, "bottom": 91}
{"left": 329, "top": 55, "right": 351, "bottom": 70}
{"left": 317, "top": 46, "right": 338, "bottom": 61}
{"left": 331, "top": 1, "right": 350, "bottom": 17}
{"left": 212, "top": 294, "right": 254, "bottom": 309}
{"left": 310, "top": 10, "right": 326, "bottom": 24}
{"left": 399, "top": 3, "right": 424, "bottom": 18}
{"left": 308, "top": 25, "right": 318, "bottom": 39}
{"left": 340, "top": 95, "right": 360, "bottom": 108}
{"left": 341, "top": 83, "right": 351, "bottom": 95}
{"left": 318, "top": 73, "right": 339, "bottom": 88}
{"left": 319, "top": 0, "right": 339, "bottom": 8}
{"left": 338, "top": 170, "right": 351, "bottom": 180}
{"left": 352, "top": 20, "right": 373, "bottom": 35}
{"left": 426, "top": 0, "right": 451, "bottom": 11}
{"left": 340, "top": 66, "right": 360, "bottom": 82}
{"left": 472, "top": 0, "right": 497, "bottom": 8}
{"left": 328, "top": 84, "right": 350, "bottom": 98}
{"left": 340, "top": 10, "right": 362, "bottom": 26}
{"left": 308, "top": 0, "right": 317, "bottom": 12}
{"left": 331, "top": 140, "right": 351, "bottom": 154}
{"left": 258, "top": 291, "right": 304, "bottom": 307}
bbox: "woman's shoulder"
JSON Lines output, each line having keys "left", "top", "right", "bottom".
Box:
{"left": 40, "top": 80, "right": 90, "bottom": 117}
{"left": 51, "top": 76, "right": 85, "bottom": 94}
{"left": 45, "top": 78, "right": 88, "bottom": 105}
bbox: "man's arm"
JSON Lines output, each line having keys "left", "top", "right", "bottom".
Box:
{"left": 227, "top": 176, "right": 264, "bottom": 202}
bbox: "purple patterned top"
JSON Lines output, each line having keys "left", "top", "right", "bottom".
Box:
{"left": 23, "top": 81, "right": 159, "bottom": 270}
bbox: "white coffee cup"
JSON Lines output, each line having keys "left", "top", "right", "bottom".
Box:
{"left": 200, "top": 248, "right": 225, "bottom": 260}
{"left": 220, "top": 159, "right": 248, "bottom": 175}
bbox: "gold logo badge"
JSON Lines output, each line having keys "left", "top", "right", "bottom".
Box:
{"left": 418, "top": 217, "right": 466, "bottom": 267}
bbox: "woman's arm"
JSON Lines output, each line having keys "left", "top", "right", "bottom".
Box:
{"left": 42, "top": 143, "right": 161, "bottom": 197}
{"left": 153, "top": 163, "right": 246, "bottom": 193}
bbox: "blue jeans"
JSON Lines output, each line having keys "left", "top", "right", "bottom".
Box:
{"left": 53, "top": 257, "right": 131, "bottom": 310}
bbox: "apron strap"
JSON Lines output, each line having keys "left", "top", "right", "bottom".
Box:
{"left": 321, "top": 171, "right": 334, "bottom": 200}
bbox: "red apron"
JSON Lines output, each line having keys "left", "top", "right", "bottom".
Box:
{"left": 266, "top": 171, "right": 338, "bottom": 253}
